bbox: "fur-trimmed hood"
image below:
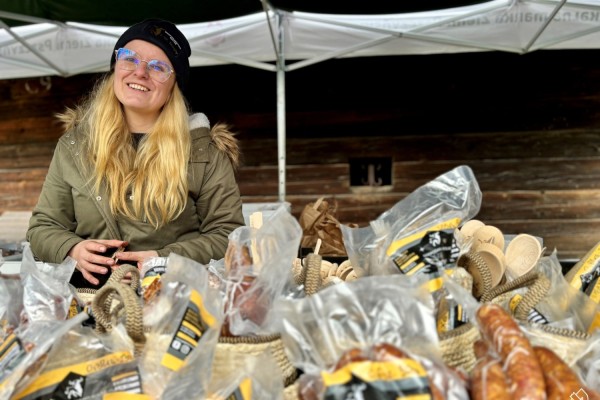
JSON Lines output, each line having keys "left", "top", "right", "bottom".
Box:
{"left": 189, "top": 113, "right": 241, "bottom": 170}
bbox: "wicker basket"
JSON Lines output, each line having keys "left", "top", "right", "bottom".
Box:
{"left": 439, "top": 322, "right": 480, "bottom": 373}
{"left": 213, "top": 334, "right": 299, "bottom": 395}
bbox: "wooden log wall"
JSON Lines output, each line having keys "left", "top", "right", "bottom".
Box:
{"left": 1, "top": 50, "right": 600, "bottom": 260}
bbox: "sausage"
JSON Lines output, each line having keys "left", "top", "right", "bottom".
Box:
{"left": 473, "top": 339, "right": 491, "bottom": 359}
{"left": 221, "top": 276, "right": 268, "bottom": 337}
{"left": 476, "top": 304, "right": 546, "bottom": 399}
{"left": 534, "top": 346, "right": 600, "bottom": 400}
{"left": 470, "top": 355, "right": 511, "bottom": 400}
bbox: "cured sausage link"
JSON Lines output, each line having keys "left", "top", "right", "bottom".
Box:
{"left": 534, "top": 346, "right": 600, "bottom": 400}
{"left": 476, "top": 304, "right": 546, "bottom": 399}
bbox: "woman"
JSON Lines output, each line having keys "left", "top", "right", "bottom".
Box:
{"left": 27, "top": 19, "right": 244, "bottom": 287}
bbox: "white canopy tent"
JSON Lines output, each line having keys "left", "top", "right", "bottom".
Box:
{"left": 2, "top": 0, "right": 600, "bottom": 200}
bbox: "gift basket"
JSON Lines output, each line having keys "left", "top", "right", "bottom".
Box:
{"left": 275, "top": 273, "right": 470, "bottom": 399}
{"left": 210, "top": 204, "right": 303, "bottom": 395}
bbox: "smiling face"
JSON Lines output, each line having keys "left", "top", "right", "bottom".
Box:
{"left": 113, "top": 39, "right": 176, "bottom": 129}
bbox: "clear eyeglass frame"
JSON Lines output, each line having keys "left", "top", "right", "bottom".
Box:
{"left": 114, "top": 48, "right": 174, "bottom": 83}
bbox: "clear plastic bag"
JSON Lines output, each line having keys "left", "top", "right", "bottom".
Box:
{"left": 139, "top": 253, "right": 223, "bottom": 399}
{"left": 534, "top": 252, "right": 600, "bottom": 333}
{"left": 20, "top": 244, "right": 76, "bottom": 323}
{"left": 1, "top": 273, "right": 23, "bottom": 339}
{"left": 575, "top": 331, "right": 600, "bottom": 391}
{"left": 0, "top": 313, "right": 88, "bottom": 400}
{"left": 275, "top": 274, "right": 469, "bottom": 399}
{"left": 340, "top": 165, "right": 481, "bottom": 278}
{"left": 9, "top": 320, "right": 139, "bottom": 400}
{"left": 222, "top": 205, "right": 302, "bottom": 336}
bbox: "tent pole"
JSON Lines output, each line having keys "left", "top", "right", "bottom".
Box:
{"left": 276, "top": 12, "right": 286, "bottom": 202}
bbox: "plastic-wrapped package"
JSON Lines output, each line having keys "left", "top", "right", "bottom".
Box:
{"left": 530, "top": 252, "right": 600, "bottom": 334}
{"left": 575, "top": 331, "right": 600, "bottom": 392}
{"left": 275, "top": 274, "right": 469, "bottom": 399}
{"left": 475, "top": 303, "right": 600, "bottom": 399}
{"left": 9, "top": 321, "right": 139, "bottom": 400}
{"left": 138, "top": 253, "right": 223, "bottom": 399}
{"left": 20, "top": 244, "right": 76, "bottom": 323}
{"left": 0, "top": 313, "right": 88, "bottom": 400}
{"left": 565, "top": 240, "right": 600, "bottom": 303}
{"left": 340, "top": 165, "right": 481, "bottom": 278}
{"left": 1, "top": 273, "right": 23, "bottom": 340}
{"left": 222, "top": 205, "right": 302, "bottom": 337}
{"left": 475, "top": 303, "right": 547, "bottom": 399}
{"left": 139, "top": 256, "right": 169, "bottom": 305}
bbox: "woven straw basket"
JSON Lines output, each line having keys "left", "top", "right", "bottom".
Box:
{"left": 439, "top": 322, "right": 481, "bottom": 373}
{"left": 213, "top": 334, "right": 299, "bottom": 397}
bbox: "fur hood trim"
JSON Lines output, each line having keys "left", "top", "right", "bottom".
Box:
{"left": 190, "top": 113, "right": 241, "bottom": 170}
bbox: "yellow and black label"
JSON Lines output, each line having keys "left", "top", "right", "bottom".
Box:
{"left": 110, "top": 369, "right": 143, "bottom": 394}
{"left": 0, "top": 333, "right": 26, "bottom": 387}
{"left": 587, "top": 275, "right": 600, "bottom": 304}
{"left": 437, "top": 302, "right": 466, "bottom": 333}
{"left": 103, "top": 394, "right": 152, "bottom": 400}
{"left": 387, "top": 218, "right": 461, "bottom": 277}
{"left": 141, "top": 265, "right": 166, "bottom": 288}
{"left": 509, "top": 294, "right": 549, "bottom": 324}
{"left": 322, "top": 360, "right": 432, "bottom": 400}
{"left": 566, "top": 243, "right": 600, "bottom": 297}
{"left": 68, "top": 298, "right": 81, "bottom": 319}
{"left": 12, "top": 351, "right": 136, "bottom": 400}
{"left": 160, "top": 289, "right": 217, "bottom": 371}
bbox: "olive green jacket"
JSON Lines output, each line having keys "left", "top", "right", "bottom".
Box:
{"left": 27, "top": 113, "right": 244, "bottom": 264}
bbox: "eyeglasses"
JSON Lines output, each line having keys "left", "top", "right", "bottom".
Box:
{"left": 114, "top": 48, "right": 174, "bottom": 83}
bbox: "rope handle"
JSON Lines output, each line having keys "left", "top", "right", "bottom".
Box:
{"left": 457, "top": 251, "right": 493, "bottom": 300}
{"left": 106, "top": 263, "right": 141, "bottom": 292}
{"left": 91, "top": 281, "right": 146, "bottom": 354}
{"left": 304, "top": 253, "right": 323, "bottom": 296}
{"left": 479, "top": 270, "right": 551, "bottom": 320}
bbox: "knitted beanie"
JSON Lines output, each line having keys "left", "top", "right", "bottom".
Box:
{"left": 110, "top": 18, "right": 191, "bottom": 91}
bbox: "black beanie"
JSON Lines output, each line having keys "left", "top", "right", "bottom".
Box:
{"left": 110, "top": 19, "right": 191, "bottom": 91}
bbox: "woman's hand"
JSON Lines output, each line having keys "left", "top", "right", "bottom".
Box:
{"left": 68, "top": 239, "right": 128, "bottom": 285}
{"left": 114, "top": 250, "right": 159, "bottom": 270}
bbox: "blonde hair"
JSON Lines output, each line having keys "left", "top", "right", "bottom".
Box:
{"left": 57, "top": 74, "right": 190, "bottom": 229}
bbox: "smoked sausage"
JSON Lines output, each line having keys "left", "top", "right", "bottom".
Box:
{"left": 476, "top": 304, "right": 546, "bottom": 399}
{"left": 534, "top": 346, "right": 600, "bottom": 400}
